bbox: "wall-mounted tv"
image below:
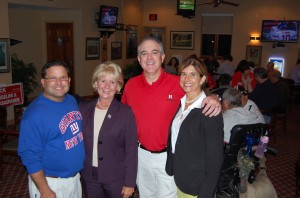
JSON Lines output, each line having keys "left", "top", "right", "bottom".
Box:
{"left": 98, "top": 5, "right": 119, "bottom": 28}
{"left": 261, "top": 20, "right": 299, "bottom": 43}
{"left": 177, "top": 0, "right": 196, "bottom": 18}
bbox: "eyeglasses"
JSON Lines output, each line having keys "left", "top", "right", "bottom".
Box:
{"left": 44, "top": 76, "right": 69, "bottom": 82}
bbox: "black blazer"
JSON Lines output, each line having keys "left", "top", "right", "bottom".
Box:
{"left": 166, "top": 106, "right": 224, "bottom": 197}
{"left": 79, "top": 98, "right": 138, "bottom": 187}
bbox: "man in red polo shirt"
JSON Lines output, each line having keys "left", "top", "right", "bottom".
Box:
{"left": 122, "top": 37, "right": 221, "bottom": 197}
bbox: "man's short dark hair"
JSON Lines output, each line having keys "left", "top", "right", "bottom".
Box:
{"left": 41, "top": 61, "right": 69, "bottom": 78}
{"left": 218, "top": 73, "right": 232, "bottom": 86}
{"left": 254, "top": 67, "right": 268, "bottom": 79}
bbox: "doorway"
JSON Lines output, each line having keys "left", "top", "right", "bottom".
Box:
{"left": 46, "top": 23, "right": 75, "bottom": 94}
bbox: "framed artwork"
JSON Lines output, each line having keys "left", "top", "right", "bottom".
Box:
{"left": 126, "top": 25, "right": 138, "bottom": 59}
{"left": 144, "top": 26, "right": 166, "bottom": 50}
{"left": 0, "top": 38, "right": 10, "bottom": 73}
{"left": 85, "top": 37, "right": 100, "bottom": 60}
{"left": 111, "top": 42, "right": 122, "bottom": 60}
{"left": 170, "top": 31, "right": 194, "bottom": 50}
{"left": 245, "top": 45, "right": 262, "bottom": 66}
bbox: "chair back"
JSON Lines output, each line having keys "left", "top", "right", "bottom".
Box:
{"left": 216, "top": 123, "right": 269, "bottom": 196}
{"left": 222, "top": 123, "right": 269, "bottom": 170}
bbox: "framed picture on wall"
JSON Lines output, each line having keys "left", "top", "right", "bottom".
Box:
{"left": 0, "top": 38, "right": 10, "bottom": 73}
{"left": 85, "top": 37, "right": 100, "bottom": 60}
{"left": 144, "top": 26, "right": 166, "bottom": 50}
{"left": 245, "top": 45, "right": 262, "bottom": 66}
{"left": 111, "top": 42, "right": 122, "bottom": 60}
{"left": 170, "top": 31, "right": 194, "bottom": 50}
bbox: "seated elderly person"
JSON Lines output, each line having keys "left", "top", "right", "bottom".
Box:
{"left": 222, "top": 87, "right": 265, "bottom": 143}
{"left": 237, "top": 86, "right": 265, "bottom": 123}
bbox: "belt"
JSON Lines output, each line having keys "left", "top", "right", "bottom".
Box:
{"left": 138, "top": 143, "right": 167, "bottom": 154}
{"left": 46, "top": 173, "right": 78, "bottom": 178}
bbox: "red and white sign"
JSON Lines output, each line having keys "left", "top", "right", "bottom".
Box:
{"left": 0, "top": 83, "right": 24, "bottom": 107}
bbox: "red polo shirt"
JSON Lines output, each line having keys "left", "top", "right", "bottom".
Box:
{"left": 122, "top": 69, "right": 184, "bottom": 151}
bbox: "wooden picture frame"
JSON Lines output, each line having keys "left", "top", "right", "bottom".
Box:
{"left": 85, "top": 37, "right": 100, "bottom": 60}
{"left": 111, "top": 42, "right": 122, "bottom": 60}
{"left": 170, "top": 31, "right": 194, "bottom": 50}
{"left": 246, "top": 45, "right": 262, "bottom": 66}
{"left": 0, "top": 38, "right": 10, "bottom": 73}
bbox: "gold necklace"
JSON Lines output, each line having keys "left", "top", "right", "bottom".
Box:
{"left": 97, "top": 99, "right": 110, "bottom": 109}
{"left": 185, "top": 93, "right": 202, "bottom": 104}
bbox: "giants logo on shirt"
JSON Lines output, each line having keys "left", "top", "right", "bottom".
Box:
{"left": 59, "top": 111, "right": 82, "bottom": 134}
{"left": 70, "top": 122, "right": 79, "bottom": 135}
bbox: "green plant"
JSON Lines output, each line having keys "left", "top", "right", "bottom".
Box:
{"left": 11, "top": 53, "right": 39, "bottom": 105}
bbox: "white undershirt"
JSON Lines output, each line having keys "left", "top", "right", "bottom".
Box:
{"left": 92, "top": 107, "right": 107, "bottom": 167}
{"left": 171, "top": 91, "right": 206, "bottom": 153}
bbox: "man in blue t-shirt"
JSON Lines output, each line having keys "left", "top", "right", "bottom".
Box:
{"left": 18, "top": 61, "right": 85, "bottom": 198}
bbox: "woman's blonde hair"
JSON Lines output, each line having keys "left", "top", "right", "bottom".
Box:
{"left": 92, "top": 61, "right": 124, "bottom": 93}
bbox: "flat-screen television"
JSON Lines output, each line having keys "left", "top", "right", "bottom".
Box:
{"left": 261, "top": 20, "right": 299, "bottom": 43}
{"left": 177, "top": 0, "right": 196, "bottom": 18}
{"left": 98, "top": 5, "right": 119, "bottom": 28}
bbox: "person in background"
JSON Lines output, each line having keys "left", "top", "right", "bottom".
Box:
{"left": 247, "top": 61, "right": 256, "bottom": 71}
{"left": 222, "top": 87, "right": 265, "bottom": 143}
{"left": 165, "top": 56, "right": 179, "bottom": 75}
{"left": 80, "top": 61, "right": 138, "bottom": 198}
{"left": 231, "top": 64, "right": 256, "bottom": 91}
{"left": 269, "top": 70, "right": 290, "bottom": 114}
{"left": 217, "top": 54, "right": 235, "bottom": 76}
{"left": 211, "top": 73, "right": 232, "bottom": 101}
{"left": 18, "top": 61, "right": 85, "bottom": 198}
{"left": 248, "top": 67, "right": 279, "bottom": 124}
{"left": 206, "top": 72, "right": 217, "bottom": 91}
{"left": 234, "top": 59, "right": 248, "bottom": 73}
{"left": 165, "top": 55, "right": 224, "bottom": 197}
{"left": 203, "top": 55, "right": 220, "bottom": 79}
{"left": 237, "top": 86, "right": 265, "bottom": 124}
{"left": 267, "top": 61, "right": 275, "bottom": 79}
{"left": 289, "top": 59, "right": 300, "bottom": 85}
{"left": 121, "top": 36, "right": 221, "bottom": 198}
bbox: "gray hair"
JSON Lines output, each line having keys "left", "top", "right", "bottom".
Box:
{"left": 137, "top": 36, "right": 165, "bottom": 56}
{"left": 223, "top": 87, "right": 242, "bottom": 108}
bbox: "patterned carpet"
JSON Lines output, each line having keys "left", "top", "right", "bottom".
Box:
{"left": 0, "top": 105, "right": 299, "bottom": 198}
{"left": 0, "top": 157, "right": 29, "bottom": 198}
{"left": 266, "top": 104, "right": 300, "bottom": 198}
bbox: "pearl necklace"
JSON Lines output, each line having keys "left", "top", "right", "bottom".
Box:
{"left": 97, "top": 99, "right": 110, "bottom": 109}
{"left": 185, "top": 93, "right": 202, "bottom": 104}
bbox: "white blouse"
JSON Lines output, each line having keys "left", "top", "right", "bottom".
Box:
{"left": 171, "top": 91, "right": 206, "bottom": 153}
{"left": 92, "top": 108, "right": 107, "bottom": 167}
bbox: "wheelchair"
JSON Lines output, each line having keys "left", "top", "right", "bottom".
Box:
{"left": 215, "top": 123, "right": 271, "bottom": 198}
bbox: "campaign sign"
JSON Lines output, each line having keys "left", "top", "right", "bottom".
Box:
{"left": 0, "top": 83, "right": 24, "bottom": 106}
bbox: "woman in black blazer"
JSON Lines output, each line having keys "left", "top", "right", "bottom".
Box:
{"left": 80, "top": 61, "right": 138, "bottom": 198}
{"left": 165, "top": 55, "right": 224, "bottom": 197}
